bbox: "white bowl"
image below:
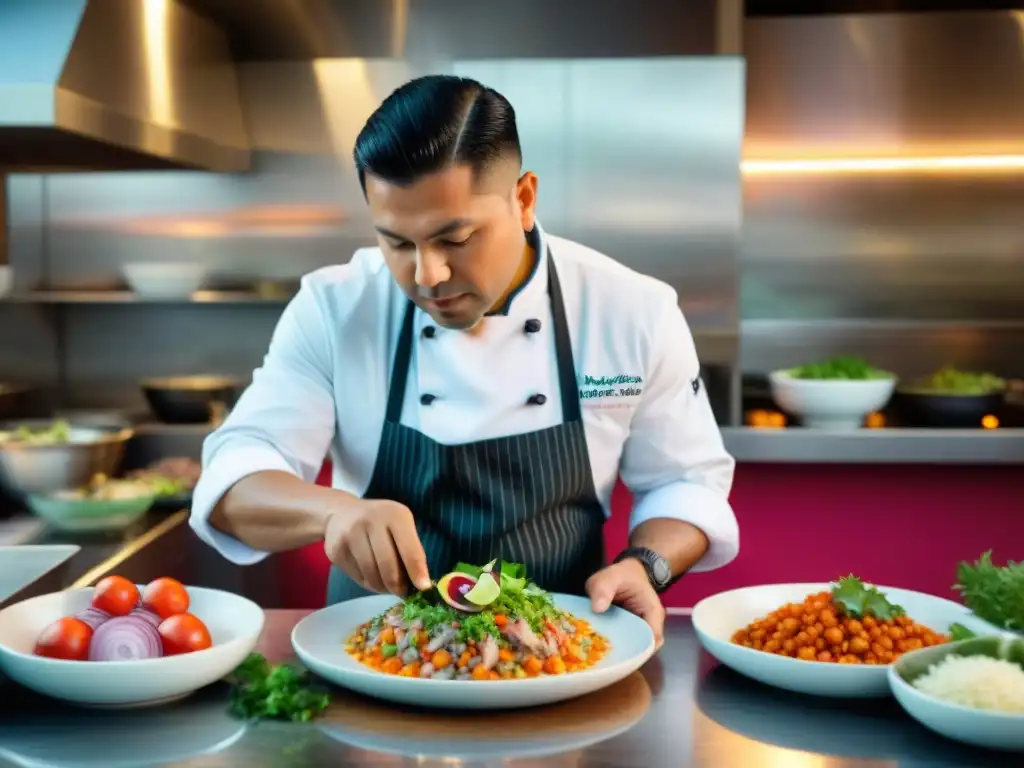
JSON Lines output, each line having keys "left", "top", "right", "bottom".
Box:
{"left": 693, "top": 582, "right": 999, "bottom": 698}
{"left": 292, "top": 593, "right": 656, "bottom": 710}
{"left": 769, "top": 369, "right": 896, "bottom": 429}
{"left": 0, "top": 586, "right": 264, "bottom": 707}
{"left": 122, "top": 262, "right": 206, "bottom": 299}
{"left": 889, "top": 635, "right": 1024, "bottom": 752}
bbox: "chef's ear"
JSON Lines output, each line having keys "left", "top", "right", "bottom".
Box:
{"left": 515, "top": 172, "right": 538, "bottom": 231}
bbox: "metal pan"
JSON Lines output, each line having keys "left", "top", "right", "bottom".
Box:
{"left": 892, "top": 389, "right": 1005, "bottom": 429}
{"left": 140, "top": 375, "right": 242, "bottom": 425}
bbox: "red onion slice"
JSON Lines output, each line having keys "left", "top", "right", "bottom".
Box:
{"left": 88, "top": 615, "right": 163, "bottom": 661}
{"left": 75, "top": 607, "right": 111, "bottom": 631}
{"left": 130, "top": 606, "right": 162, "bottom": 627}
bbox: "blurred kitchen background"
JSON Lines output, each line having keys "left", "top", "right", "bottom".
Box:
{"left": 2, "top": 0, "right": 1022, "bottom": 609}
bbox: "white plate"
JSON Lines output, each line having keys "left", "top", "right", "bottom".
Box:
{"left": 292, "top": 593, "right": 655, "bottom": 709}
{"left": 0, "top": 586, "right": 264, "bottom": 707}
{"left": 693, "top": 582, "right": 999, "bottom": 698}
{"left": 889, "top": 635, "right": 1024, "bottom": 752}
{"left": 0, "top": 546, "right": 79, "bottom": 604}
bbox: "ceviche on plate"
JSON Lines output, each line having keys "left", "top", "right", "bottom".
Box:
{"left": 346, "top": 560, "right": 609, "bottom": 681}
{"left": 292, "top": 560, "right": 654, "bottom": 709}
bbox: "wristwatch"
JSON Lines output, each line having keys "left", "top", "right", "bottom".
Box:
{"left": 615, "top": 547, "right": 674, "bottom": 593}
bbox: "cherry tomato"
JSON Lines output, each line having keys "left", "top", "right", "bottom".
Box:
{"left": 34, "top": 617, "right": 93, "bottom": 660}
{"left": 158, "top": 613, "right": 212, "bottom": 656}
{"left": 141, "top": 577, "right": 190, "bottom": 619}
{"left": 92, "top": 575, "right": 140, "bottom": 617}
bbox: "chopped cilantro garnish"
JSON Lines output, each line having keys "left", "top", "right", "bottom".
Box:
{"left": 227, "top": 653, "right": 330, "bottom": 722}
{"left": 389, "top": 560, "right": 565, "bottom": 641}
{"left": 948, "top": 622, "right": 976, "bottom": 641}
{"left": 830, "top": 575, "right": 906, "bottom": 621}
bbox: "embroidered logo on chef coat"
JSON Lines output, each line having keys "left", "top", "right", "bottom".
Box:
{"left": 577, "top": 373, "right": 644, "bottom": 405}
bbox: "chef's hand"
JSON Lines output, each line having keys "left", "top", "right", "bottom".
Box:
{"left": 586, "top": 559, "right": 666, "bottom": 650}
{"left": 324, "top": 499, "right": 432, "bottom": 596}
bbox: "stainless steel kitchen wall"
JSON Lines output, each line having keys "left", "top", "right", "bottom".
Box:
{"left": 2, "top": 57, "right": 744, "bottom": 415}
{"left": 742, "top": 12, "right": 1024, "bottom": 377}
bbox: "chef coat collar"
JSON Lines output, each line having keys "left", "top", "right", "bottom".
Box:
{"left": 485, "top": 221, "right": 548, "bottom": 319}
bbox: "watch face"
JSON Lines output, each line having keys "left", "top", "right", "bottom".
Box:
{"left": 651, "top": 557, "right": 672, "bottom": 586}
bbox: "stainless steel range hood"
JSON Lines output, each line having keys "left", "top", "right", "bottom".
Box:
{"left": 0, "top": 0, "right": 250, "bottom": 172}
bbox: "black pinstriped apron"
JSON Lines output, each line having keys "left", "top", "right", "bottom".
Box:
{"left": 326, "top": 250, "right": 606, "bottom": 605}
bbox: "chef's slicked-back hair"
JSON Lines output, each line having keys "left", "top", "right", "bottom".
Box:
{"left": 353, "top": 75, "right": 522, "bottom": 193}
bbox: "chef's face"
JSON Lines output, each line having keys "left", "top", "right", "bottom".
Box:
{"left": 365, "top": 162, "right": 538, "bottom": 330}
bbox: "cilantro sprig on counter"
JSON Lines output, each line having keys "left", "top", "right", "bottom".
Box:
{"left": 830, "top": 576, "right": 906, "bottom": 621}
{"left": 954, "top": 550, "right": 1024, "bottom": 632}
{"left": 228, "top": 653, "right": 331, "bottom": 722}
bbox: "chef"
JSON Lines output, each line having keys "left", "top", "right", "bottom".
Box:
{"left": 190, "top": 74, "right": 739, "bottom": 645}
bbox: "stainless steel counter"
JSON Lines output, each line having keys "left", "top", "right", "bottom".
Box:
{"left": 722, "top": 427, "right": 1024, "bottom": 465}
{"left": 0, "top": 611, "right": 1016, "bottom": 767}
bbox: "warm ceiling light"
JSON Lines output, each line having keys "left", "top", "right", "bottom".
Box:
{"left": 741, "top": 154, "right": 1024, "bottom": 176}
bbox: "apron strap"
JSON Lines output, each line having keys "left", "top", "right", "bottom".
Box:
{"left": 385, "top": 300, "right": 416, "bottom": 423}
{"left": 384, "top": 244, "right": 583, "bottom": 425}
{"left": 546, "top": 251, "right": 582, "bottom": 423}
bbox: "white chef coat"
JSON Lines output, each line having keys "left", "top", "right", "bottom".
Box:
{"left": 190, "top": 222, "right": 739, "bottom": 572}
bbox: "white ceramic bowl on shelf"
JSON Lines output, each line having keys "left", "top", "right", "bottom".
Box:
{"left": 768, "top": 370, "right": 896, "bottom": 429}
{"left": 0, "top": 586, "right": 264, "bottom": 707}
{"left": 122, "top": 262, "right": 207, "bottom": 299}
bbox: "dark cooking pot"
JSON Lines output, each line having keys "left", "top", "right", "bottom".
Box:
{"left": 893, "top": 389, "right": 1005, "bottom": 429}
{"left": 1001, "top": 380, "right": 1024, "bottom": 428}
{"left": 0, "top": 384, "right": 44, "bottom": 421}
{"left": 141, "top": 376, "right": 242, "bottom": 425}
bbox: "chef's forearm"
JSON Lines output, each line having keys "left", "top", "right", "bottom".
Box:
{"left": 209, "top": 470, "right": 357, "bottom": 553}
{"left": 629, "top": 518, "right": 709, "bottom": 577}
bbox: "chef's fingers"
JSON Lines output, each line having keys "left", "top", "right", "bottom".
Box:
{"left": 369, "top": 523, "right": 408, "bottom": 596}
{"left": 327, "top": 538, "right": 367, "bottom": 591}
{"left": 585, "top": 567, "right": 619, "bottom": 614}
{"left": 637, "top": 591, "right": 667, "bottom": 650}
{"left": 349, "top": 528, "right": 387, "bottom": 593}
{"left": 386, "top": 505, "right": 432, "bottom": 591}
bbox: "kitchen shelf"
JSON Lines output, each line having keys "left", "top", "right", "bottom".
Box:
{"left": 133, "top": 422, "right": 216, "bottom": 436}
{"left": 722, "top": 426, "right": 1024, "bottom": 465}
{"left": 2, "top": 290, "right": 292, "bottom": 305}
{"left": 127, "top": 423, "right": 1024, "bottom": 465}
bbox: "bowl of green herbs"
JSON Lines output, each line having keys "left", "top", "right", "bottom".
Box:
{"left": 894, "top": 366, "right": 1006, "bottom": 428}
{"left": 769, "top": 356, "right": 896, "bottom": 430}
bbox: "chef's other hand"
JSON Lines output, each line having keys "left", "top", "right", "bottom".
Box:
{"left": 586, "top": 560, "right": 666, "bottom": 650}
{"left": 324, "top": 498, "right": 431, "bottom": 596}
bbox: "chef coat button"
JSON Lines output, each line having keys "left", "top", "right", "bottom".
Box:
{"left": 420, "top": 393, "right": 437, "bottom": 405}
{"left": 524, "top": 318, "right": 542, "bottom": 334}
{"left": 526, "top": 393, "right": 547, "bottom": 406}
{"left": 422, "top": 326, "right": 436, "bottom": 339}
